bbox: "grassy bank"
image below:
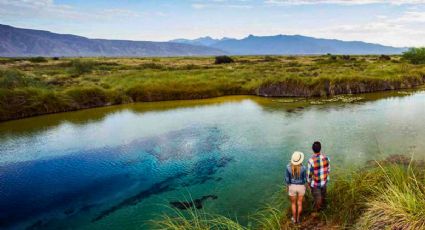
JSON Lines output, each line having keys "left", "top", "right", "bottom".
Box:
{"left": 153, "top": 156, "right": 425, "bottom": 229}
{"left": 1, "top": 55, "right": 425, "bottom": 121}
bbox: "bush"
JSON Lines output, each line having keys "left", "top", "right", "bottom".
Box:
{"left": 378, "top": 55, "right": 391, "bottom": 61}
{"left": 214, "top": 56, "right": 234, "bottom": 64}
{"left": 0, "top": 69, "right": 27, "bottom": 88}
{"left": 68, "top": 60, "right": 95, "bottom": 77}
{"left": 138, "top": 62, "right": 166, "bottom": 70}
{"left": 402, "top": 47, "right": 425, "bottom": 64}
{"left": 263, "top": 56, "right": 278, "bottom": 62}
{"left": 340, "top": 55, "right": 351, "bottom": 60}
{"left": 52, "top": 57, "right": 60, "bottom": 61}
{"left": 28, "top": 57, "right": 48, "bottom": 63}
{"left": 65, "top": 87, "right": 108, "bottom": 107}
{"left": 0, "top": 69, "right": 44, "bottom": 89}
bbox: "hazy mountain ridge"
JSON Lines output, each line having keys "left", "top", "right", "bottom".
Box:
{"left": 172, "top": 34, "right": 406, "bottom": 55}
{"left": 169, "top": 36, "right": 231, "bottom": 47}
{"left": 0, "top": 24, "right": 407, "bottom": 57}
{"left": 0, "top": 24, "right": 225, "bottom": 57}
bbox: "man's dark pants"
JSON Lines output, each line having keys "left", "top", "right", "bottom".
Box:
{"left": 311, "top": 185, "right": 327, "bottom": 211}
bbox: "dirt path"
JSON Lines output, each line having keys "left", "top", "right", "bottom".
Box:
{"left": 281, "top": 214, "right": 340, "bottom": 230}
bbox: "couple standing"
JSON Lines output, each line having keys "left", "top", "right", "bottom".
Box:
{"left": 284, "top": 141, "right": 330, "bottom": 224}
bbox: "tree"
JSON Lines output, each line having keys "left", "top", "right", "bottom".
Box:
{"left": 214, "top": 56, "right": 234, "bottom": 64}
{"left": 402, "top": 48, "right": 425, "bottom": 64}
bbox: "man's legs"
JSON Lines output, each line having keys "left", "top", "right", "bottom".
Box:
{"left": 321, "top": 185, "right": 327, "bottom": 210}
{"left": 311, "top": 187, "right": 323, "bottom": 211}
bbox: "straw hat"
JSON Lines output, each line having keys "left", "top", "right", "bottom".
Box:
{"left": 291, "top": 151, "right": 304, "bottom": 165}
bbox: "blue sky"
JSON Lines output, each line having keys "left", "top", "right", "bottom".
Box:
{"left": 0, "top": 0, "right": 425, "bottom": 47}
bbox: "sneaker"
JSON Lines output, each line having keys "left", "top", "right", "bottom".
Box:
{"left": 291, "top": 217, "right": 296, "bottom": 224}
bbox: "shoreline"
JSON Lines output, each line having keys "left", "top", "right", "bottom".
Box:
{"left": 0, "top": 82, "right": 425, "bottom": 123}
{"left": 1, "top": 55, "right": 425, "bottom": 121}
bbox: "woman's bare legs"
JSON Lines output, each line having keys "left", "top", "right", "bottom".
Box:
{"left": 297, "top": 195, "right": 304, "bottom": 222}
{"left": 289, "top": 195, "right": 297, "bottom": 222}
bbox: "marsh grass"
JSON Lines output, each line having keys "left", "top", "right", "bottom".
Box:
{"left": 152, "top": 156, "right": 425, "bottom": 230}
{"left": 1, "top": 55, "right": 425, "bottom": 120}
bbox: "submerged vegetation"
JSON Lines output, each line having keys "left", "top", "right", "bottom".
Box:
{"left": 154, "top": 156, "right": 425, "bottom": 230}
{"left": 0, "top": 55, "right": 425, "bottom": 121}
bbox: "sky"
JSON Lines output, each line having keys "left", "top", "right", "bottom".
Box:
{"left": 0, "top": 0, "right": 425, "bottom": 47}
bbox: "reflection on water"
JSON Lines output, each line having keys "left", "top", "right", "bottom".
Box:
{"left": 0, "top": 89, "right": 425, "bottom": 229}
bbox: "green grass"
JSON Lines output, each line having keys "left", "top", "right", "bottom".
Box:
{"left": 152, "top": 156, "right": 425, "bottom": 230}
{"left": 1, "top": 55, "right": 425, "bottom": 120}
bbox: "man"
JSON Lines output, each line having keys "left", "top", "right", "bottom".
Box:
{"left": 307, "top": 141, "right": 330, "bottom": 212}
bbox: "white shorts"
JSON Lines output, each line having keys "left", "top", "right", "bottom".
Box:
{"left": 288, "top": 184, "right": 306, "bottom": 196}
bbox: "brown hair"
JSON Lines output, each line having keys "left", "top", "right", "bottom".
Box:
{"left": 291, "top": 164, "right": 302, "bottom": 179}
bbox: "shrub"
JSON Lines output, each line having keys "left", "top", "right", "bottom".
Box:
{"left": 379, "top": 55, "right": 391, "bottom": 61}
{"left": 340, "top": 55, "right": 351, "bottom": 60}
{"left": 263, "top": 56, "right": 278, "bottom": 62}
{"left": 68, "top": 60, "right": 95, "bottom": 77}
{"left": 0, "top": 88, "right": 71, "bottom": 121}
{"left": 52, "top": 57, "right": 60, "bottom": 61}
{"left": 402, "top": 47, "right": 425, "bottom": 64}
{"left": 65, "top": 87, "right": 108, "bottom": 107}
{"left": 0, "top": 69, "right": 27, "bottom": 88}
{"left": 214, "top": 56, "right": 234, "bottom": 64}
{"left": 28, "top": 57, "right": 48, "bottom": 63}
{"left": 138, "top": 62, "right": 166, "bottom": 70}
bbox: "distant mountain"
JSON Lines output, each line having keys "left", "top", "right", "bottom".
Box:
{"left": 0, "top": 24, "right": 225, "bottom": 57}
{"left": 169, "top": 36, "right": 231, "bottom": 47}
{"left": 172, "top": 34, "right": 406, "bottom": 55}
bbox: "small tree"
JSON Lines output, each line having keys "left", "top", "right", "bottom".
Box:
{"left": 402, "top": 47, "right": 425, "bottom": 64}
{"left": 28, "top": 56, "right": 47, "bottom": 63}
{"left": 379, "top": 54, "right": 391, "bottom": 61}
{"left": 214, "top": 56, "right": 234, "bottom": 64}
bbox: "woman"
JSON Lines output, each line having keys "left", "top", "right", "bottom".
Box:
{"left": 285, "top": 151, "right": 307, "bottom": 224}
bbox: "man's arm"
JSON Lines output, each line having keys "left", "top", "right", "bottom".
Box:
{"left": 307, "top": 159, "right": 313, "bottom": 184}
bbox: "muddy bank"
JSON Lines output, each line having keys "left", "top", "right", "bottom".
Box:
{"left": 256, "top": 75, "right": 425, "bottom": 97}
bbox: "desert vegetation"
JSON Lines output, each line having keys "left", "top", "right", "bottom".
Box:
{"left": 0, "top": 55, "right": 425, "bottom": 121}
{"left": 154, "top": 155, "right": 425, "bottom": 230}
{"left": 403, "top": 47, "right": 425, "bottom": 65}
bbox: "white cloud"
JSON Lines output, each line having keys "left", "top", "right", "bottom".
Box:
{"left": 191, "top": 0, "right": 253, "bottom": 9}
{"left": 265, "top": 0, "right": 425, "bottom": 5}
{"left": 0, "top": 0, "right": 152, "bottom": 20}
{"left": 192, "top": 3, "right": 252, "bottom": 9}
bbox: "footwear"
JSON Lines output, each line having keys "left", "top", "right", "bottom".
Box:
{"left": 291, "top": 217, "right": 296, "bottom": 224}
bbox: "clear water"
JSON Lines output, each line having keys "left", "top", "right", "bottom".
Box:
{"left": 1, "top": 90, "right": 425, "bottom": 229}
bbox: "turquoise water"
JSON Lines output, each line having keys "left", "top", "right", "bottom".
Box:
{"left": 1, "top": 90, "right": 425, "bottom": 229}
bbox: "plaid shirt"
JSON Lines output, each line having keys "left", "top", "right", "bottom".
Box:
{"left": 307, "top": 153, "right": 330, "bottom": 188}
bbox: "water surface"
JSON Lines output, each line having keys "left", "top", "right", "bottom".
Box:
{"left": 1, "top": 90, "right": 425, "bottom": 229}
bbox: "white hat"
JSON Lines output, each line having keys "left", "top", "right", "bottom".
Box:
{"left": 291, "top": 151, "right": 304, "bottom": 165}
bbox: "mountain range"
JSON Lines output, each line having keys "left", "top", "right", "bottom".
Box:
{"left": 0, "top": 24, "right": 406, "bottom": 57}
{"left": 171, "top": 35, "right": 406, "bottom": 55}
{"left": 0, "top": 24, "right": 224, "bottom": 57}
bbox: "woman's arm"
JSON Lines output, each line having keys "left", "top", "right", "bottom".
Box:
{"left": 285, "top": 166, "right": 291, "bottom": 185}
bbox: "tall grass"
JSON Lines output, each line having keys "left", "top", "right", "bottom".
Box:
{"left": 356, "top": 162, "right": 425, "bottom": 229}
{"left": 154, "top": 205, "right": 245, "bottom": 230}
